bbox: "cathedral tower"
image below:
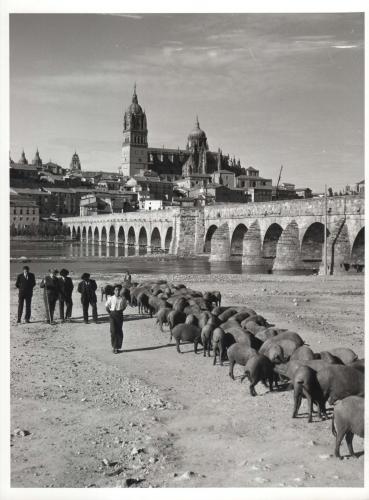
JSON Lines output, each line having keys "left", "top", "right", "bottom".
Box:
{"left": 121, "top": 84, "right": 148, "bottom": 177}
{"left": 70, "top": 151, "right": 82, "bottom": 172}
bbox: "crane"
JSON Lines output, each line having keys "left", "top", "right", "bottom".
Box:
{"left": 276, "top": 165, "right": 283, "bottom": 200}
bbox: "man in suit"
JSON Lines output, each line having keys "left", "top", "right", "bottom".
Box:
{"left": 40, "top": 269, "right": 60, "bottom": 324}
{"left": 15, "top": 265, "right": 36, "bottom": 323}
{"left": 77, "top": 272, "right": 98, "bottom": 324}
{"left": 59, "top": 268, "right": 74, "bottom": 322}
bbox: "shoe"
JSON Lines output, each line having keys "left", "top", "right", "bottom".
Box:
{"left": 25, "top": 319, "right": 30, "bottom": 323}
{"left": 113, "top": 349, "right": 118, "bottom": 354}
{"left": 84, "top": 320, "right": 89, "bottom": 324}
{"left": 17, "top": 320, "right": 21, "bottom": 324}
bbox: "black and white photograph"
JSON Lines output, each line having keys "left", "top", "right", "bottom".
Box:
{"left": 1, "top": 1, "right": 366, "bottom": 497}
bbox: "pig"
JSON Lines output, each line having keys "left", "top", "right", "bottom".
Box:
{"left": 240, "top": 353, "right": 277, "bottom": 396}
{"left": 255, "top": 327, "right": 286, "bottom": 343}
{"left": 198, "top": 311, "right": 212, "bottom": 330}
{"left": 218, "top": 308, "right": 240, "bottom": 323}
{"left": 185, "top": 314, "right": 199, "bottom": 326}
{"left": 170, "top": 323, "right": 202, "bottom": 354}
{"left": 156, "top": 307, "right": 171, "bottom": 331}
{"left": 290, "top": 345, "right": 316, "bottom": 362}
{"left": 325, "top": 347, "right": 358, "bottom": 365}
{"left": 332, "top": 395, "right": 364, "bottom": 459}
{"left": 227, "top": 343, "right": 257, "bottom": 380}
{"left": 212, "top": 328, "right": 235, "bottom": 366}
{"left": 291, "top": 365, "right": 327, "bottom": 423}
{"left": 201, "top": 323, "right": 216, "bottom": 357}
{"left": 347, "top": 358, "right": 365, "bottom": 373}
{"left": 167, "top": 310, "right": 186, "bottom": 332}
{"left": 317, "top": 365, "right": 364, "bottom": 405}
{"left": 230, "top": 309, "right": 257, "bottom": 323}
{"left": 319, "top": 351, "right": 344, "bottom": 365}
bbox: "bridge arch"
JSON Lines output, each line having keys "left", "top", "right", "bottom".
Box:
{"left": 230, "top": 224, "right": 248, "bottom": 258}
{"left": 151, "top": 227, "right": 162, "bottom": 253}
{"left": 300, "top": 222, "right": 329, "bottom": 271}
{"left": 165, "top": 227, "right": 173, "bottom": 253}
{"left": 138, "top": 227, "right": 148, "bottom": 255}
{"left": 350, "top": 227, "right": 364, "bottom": 271}
{"left": 209, "top": 223, "right": 230, "bottom": 261}
{"left": 93, "top": 226, "right": 99, "bottom": 242}
{"left": 108, "top": 225, "right": 116, "bottom": 245}
{"left": 72, "top": 226, "right": 77, "bottom": 239}
{"left": 127, "top": 226, "right": 136, "bottom": 256}
{"left": 76, "top": 226, "right": 81, "bottom": 241}
{"left": 263, "top": 223, "right": 283, "bottom": 262}
{"left": 100, "top": 226, "right": 107, "bottom": 244}
{"left": 82, "top": 226, "right": 87, "bottom": 240}
{"left": 117, "top": 226, "right": 125, "bottom": 245}
{"left": 204, "top": 225, "right": 218, "bottom": 253}
{"left": 88, "top": 226, "right": 92, "bottom": 241}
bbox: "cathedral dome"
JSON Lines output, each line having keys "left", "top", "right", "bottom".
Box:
{"left": 126, "top": 85, "right": 144, "bottom": 115}
{"left": 188, "top": 117, "right": 206, "bottom": 140}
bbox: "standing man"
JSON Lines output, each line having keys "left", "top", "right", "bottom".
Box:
{"left": 15, "top": 265, "right": 36, "bottom": 324}
{"left": 59, "top": 268, "right": 74, "bottom": 322}
{"left": 77, "top": 273, "right": 98, "bottom": 324}
{"left": 105, "top": 285, "right": 127, "bottom": 353}
{"left": 40, "top": 269, "right": 60, "bottom": 324}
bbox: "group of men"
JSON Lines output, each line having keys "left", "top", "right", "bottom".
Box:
{"left": 16, "top": 266, "right": 98, "bottom": 325}
{"left": 15, "top": 266, "right": 130, "bottom": 354}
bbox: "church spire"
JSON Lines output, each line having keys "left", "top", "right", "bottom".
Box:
{"left": 132, "top": 82, "right": 138, "bottom": 104}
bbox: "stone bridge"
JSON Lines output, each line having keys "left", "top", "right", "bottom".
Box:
{"left": 62, "top": 195, "right": 364, "bottom": 274}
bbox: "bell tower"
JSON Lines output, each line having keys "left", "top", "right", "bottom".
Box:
{"left": 121, "top": 84, "right": 148, "bottom": 177}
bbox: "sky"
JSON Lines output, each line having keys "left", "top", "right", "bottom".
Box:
{"left": 9, "top": 13, "right": 364, "bottom": 191}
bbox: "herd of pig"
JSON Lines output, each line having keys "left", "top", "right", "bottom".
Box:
{"left": 103, "top": 279, "right": 365, "bottom": 460}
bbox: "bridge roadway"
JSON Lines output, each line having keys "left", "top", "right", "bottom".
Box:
{"left": 62, "top": 195, "right": 364, "bottom": 274}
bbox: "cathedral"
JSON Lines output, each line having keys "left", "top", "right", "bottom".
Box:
{"left": 120, "top": 86, "right": 244, "bottom": 182}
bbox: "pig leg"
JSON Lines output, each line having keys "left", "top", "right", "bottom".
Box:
{"left": 240, "top": 370, "right": 249, "bottom": 383}
{"left": 219, "top": 344, "right": 224, "bottom": 366}
{"left": 304, "top": 390, "right": 313, "bottom": 423}
{"left": 176, "top": 338, "right": 181, "bottom": 354}
{"left": 334, "top": 427, "right": 345, "bottom": 459}
{"left": 207, "top": 338, "right": 211, "bottom": 357}
{"left": 203, "top": 339, "right": 207, "bottom": 357}
{"left": 249, "top": 382, "right": 257, "bottom": 397}
{"left": 345, "top": 432, "right": 356, "bottom": 457}
{"left": 194, "top": 341, "right": 198, "bottom": 354}
{"left": 229, "top": 360, "right": 235, "bottom": 380}
{"left": 293, "top": 383, "right": 303, "bottom": 418}
{"left": 213, "top": 344, "right": 218, "bottom": 365}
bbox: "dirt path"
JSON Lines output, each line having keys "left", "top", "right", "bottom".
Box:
{"left": 10, "top": 273, "right": 364, "bottom": 488}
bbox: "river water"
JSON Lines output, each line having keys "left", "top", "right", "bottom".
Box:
{"left": 10, "top": 240, "right": 317, "bottom": 279}
{"left": 10, "top": 240, "right": 243, "bottom": 278}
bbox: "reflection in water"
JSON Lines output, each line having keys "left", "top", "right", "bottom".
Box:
{"left": 10, "top": 240, "right": 318, "bottom": 277}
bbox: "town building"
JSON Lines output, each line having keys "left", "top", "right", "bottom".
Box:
{"left": 10, "top": 194, "right": 40, "bottom": 228}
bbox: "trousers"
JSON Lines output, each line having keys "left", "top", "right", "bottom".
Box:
{"left": 44, "top": 291, "right": 57, "bottom": 323}
{"left": 59, "top": 297, "right": 73, "bottom": 320}
{"left": 18, "top": 293, "right": 32, "bottom": 321}
{"left": 81, "top": 299, "right": 98, "bottom": 322}
{"left": 109, "top": 310, "right": 124, "bottom": 349}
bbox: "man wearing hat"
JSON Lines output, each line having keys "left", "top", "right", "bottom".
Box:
{"left": 59, "top": 269, "right": 74, "bottom": 322}
{"left": 105, "top": 284, "right": 127, "bottom": 353}
{"left": 77, "top": 273, "right": 98, "bottom": 324}
{"left": 40, "top": 269, "right": 60, "bottom": 324}
{"left": 15, "top": 265, "right": 36, "bottom": 323}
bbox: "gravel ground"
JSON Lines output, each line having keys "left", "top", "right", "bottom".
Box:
{"left": 9, "top": 272, "right": 365, "bottom": 490}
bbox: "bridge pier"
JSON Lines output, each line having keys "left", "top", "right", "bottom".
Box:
{"left": 273, "top": 221, "right": 305, "bottom": 273}
{"left": 241, "top": 221, "right": 268, "bottom": 273}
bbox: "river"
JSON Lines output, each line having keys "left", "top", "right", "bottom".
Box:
{"left": 10, "top": 240, "right": 316, "bottom": 279}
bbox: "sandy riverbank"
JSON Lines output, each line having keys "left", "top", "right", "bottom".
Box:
{"left": 10, "top": 272, "right": 364, "bottom": 488}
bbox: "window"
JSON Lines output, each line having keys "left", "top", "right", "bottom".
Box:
{"left": 20, "top": 209, "right": 23, "bottom": 215}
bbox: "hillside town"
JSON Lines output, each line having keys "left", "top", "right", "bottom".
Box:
{"left": 10, "top": 87, "right": 364, "bottom": 235}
